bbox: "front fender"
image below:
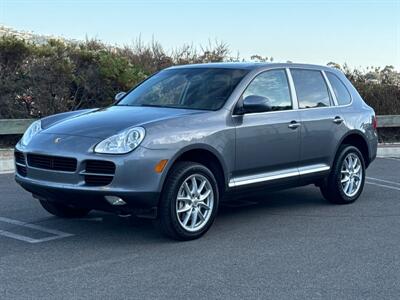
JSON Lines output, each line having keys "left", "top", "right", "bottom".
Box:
{"left": 155, "top": 143, "right": 230, "bottom": 192}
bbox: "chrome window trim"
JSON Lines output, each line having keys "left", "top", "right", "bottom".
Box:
{"left": 232, "top": 108, "right": 300, "bottom": 117}
{"left": 232, "top": 67, "right": 295, "bottom": 116}
{"left": 231, "top": 66, "right": 353, "bottom": 117}
{"left": 229, "top": 164, "right": 330, "bottom": 188}
{"left": 288, "top": 68, "right": 334, "bottom": 110}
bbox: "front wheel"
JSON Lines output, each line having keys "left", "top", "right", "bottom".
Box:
{"left": 157, "top": 162, "right": 219, "bottom": 240}
{"left": 39, "top": 200, "right": 91, "bottom": 218}
{"left": 320, "top": 145, "right": 366, "bottom": 204}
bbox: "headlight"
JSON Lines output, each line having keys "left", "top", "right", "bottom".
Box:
{"left": 94, "top": 127, "right": 145, "bottom": 154}
{"left": 20, "top": 120, "right": 42, "bottom": 146}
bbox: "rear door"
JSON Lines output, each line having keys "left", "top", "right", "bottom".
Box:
{"left": 289, "top": 68, "right": 343, "bottom": 179}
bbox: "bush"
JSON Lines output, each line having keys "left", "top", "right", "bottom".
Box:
{"left": 0, "top": 35, "right": 399, "bottom": 119}
{"left": 328, "top": 63, "right": 400, "bottom": 115}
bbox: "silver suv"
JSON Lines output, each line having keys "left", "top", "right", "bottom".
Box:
{"left": 15, "top": 63, "right": 378, "bottom": 240}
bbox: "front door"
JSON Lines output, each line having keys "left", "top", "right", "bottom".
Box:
{"left": 232, "top": 69, "right": 301, "bottom": 188}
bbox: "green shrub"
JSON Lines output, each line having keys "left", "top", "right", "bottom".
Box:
{"left": 0, "top": 35, "right": 398, "bottom": 119}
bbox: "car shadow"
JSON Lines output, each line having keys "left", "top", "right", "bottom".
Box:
{"left": 65, "top": 185, "right": 330, "bottom": 243}
{"left": 218, "top": 185, "right": 330, "bottom": 218}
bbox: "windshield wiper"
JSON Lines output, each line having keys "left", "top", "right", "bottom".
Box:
{"left": 139, "top": 104, "right": 167, "bottom": 108}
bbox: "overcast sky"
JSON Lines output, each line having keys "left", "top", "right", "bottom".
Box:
{"left": 1, "top": 0, "right": 399, "bottom": 69}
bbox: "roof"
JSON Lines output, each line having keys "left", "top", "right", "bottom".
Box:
{"left": 167, "top": 62, "right": 336, "bottom": 72}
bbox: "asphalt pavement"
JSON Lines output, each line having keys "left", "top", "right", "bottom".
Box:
{"left": 0, "top": 158, "right": 399, "bottom": 299}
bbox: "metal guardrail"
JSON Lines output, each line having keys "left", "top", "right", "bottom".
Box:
{"left": 0, "top": 115, "right": 399, "bottom": 135}
{"left": 0, "top": 119, "right": 36, "bottom": 135}
{"left": 377, "top": 115, "right": 400, "bottom": 128}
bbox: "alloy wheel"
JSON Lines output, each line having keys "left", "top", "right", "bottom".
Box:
{"left": 176, "top": 174, "right": 214, "bottom": 232}
{"left": 340, "top": 153, "right": 363, "bottom": 197}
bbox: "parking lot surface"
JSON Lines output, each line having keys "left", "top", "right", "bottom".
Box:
{"left": 0, "top": 158, "right": 399, "bottom": 299}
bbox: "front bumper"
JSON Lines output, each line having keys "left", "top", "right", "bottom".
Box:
{"left": 16, "top": 174, "right": 159, "bottom": 211}
{"left": 14, "top": 133, "right": 174, "bottom": 212}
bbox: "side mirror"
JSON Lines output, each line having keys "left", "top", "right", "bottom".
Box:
{"left": 242, "top": 95, "right": 271, "bottom": 113}
{"left": 114, "top": 92, "right": 126, "bottom": 102}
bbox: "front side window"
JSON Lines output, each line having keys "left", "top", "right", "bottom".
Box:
{"left": 117, "top": 68, "right": 249, "bottom": 111}
{"left": 291, "top": 69, "right": 331, "bottom": 109}
{"left": 242, "top": 69, "right": 292, "bottom": 111}
{"left": 326, "top": 72, "right": 352, "bottom": 105}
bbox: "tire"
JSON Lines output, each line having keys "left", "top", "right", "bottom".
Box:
{"left": 157, "top": 161, "right": 220, "bottom": 240}
{"left": 39, "top": 200, "right": 91, "bottom": 218}
{"left": 320, "top": 145, "right": 366, "bottom": 204}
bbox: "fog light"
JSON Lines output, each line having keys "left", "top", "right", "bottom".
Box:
{"left": 105, "top": 196, "right": 126, "bottom": 206}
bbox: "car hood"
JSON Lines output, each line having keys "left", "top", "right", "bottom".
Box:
{"left": 42, "top": 106, "right": 204, "bottom": 138}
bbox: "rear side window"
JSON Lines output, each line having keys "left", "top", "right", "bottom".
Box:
{"left": 291, "top": 69, "right": 331, "bottom": 109}
{"left": 326, "top": 72, "right": 352, "bottom": 105}
{"left": 242, "top": 69, "right": 292, "bottom": 111}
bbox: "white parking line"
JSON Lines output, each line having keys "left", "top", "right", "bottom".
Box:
{"left": 367, "top": 177, "right": 400, "bottom": 186}
{"left": 381, "top": 157, "right": 400, "bottom": 162}
{"left": 366, "top": 181, "right": 400, "bottom": 192}
{"left": 0, "top": 217, "right": 74, "bottom": 243}
{"left": 0, "top": 170, "right": 14, "bottom": 175}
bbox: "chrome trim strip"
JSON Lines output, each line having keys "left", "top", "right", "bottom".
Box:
{"left": 229, "top": 169, "right": 298, "bottom": 188}
{"left": 229, "top": 164, "right": 330, "bottom": 188}
{"left": 15, "top": 162, "right": 26, "bottom": 167}
{"left": 79, "top": 171, "right": 114, "bottom": 177}
{"left": 25, "top": 165, "right": 76, "bottom": 174}
{"left": 298, "top": 164, "right": 330, "bottom": 175}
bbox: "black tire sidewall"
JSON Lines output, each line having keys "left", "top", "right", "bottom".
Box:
{"left": 332, "top": 145, "right": 366, "bottom": 203}
{"left": 160, "top": 162, "right": 219, "bottom": 240}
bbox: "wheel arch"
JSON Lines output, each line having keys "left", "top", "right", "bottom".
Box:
{"left": 161, "top": 144, "right": 228, "bottom": 197}
{"left": 334, "top": 131, "right": 371, "bottom": 168}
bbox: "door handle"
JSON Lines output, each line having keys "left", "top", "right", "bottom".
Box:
{"left": 333, "top": 116, "right": 344, "bottom": 124}
{"left": 288, "top": 121, "right": 301, "bottom": 129}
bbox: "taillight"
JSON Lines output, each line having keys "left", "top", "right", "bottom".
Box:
{"left": 372, "top": 115, "right": 377, "bottom": 130}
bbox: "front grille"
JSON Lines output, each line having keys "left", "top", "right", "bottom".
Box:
{"left": 27, "top": 154, "right": 77, "bottom": 172}
{"left": 84, "top": 160, "right": 115, "bottom": 186}
{"left": 14, "top": 151, "right": 26, "bottom": 165}
{"left": 84, "top": 175, "right": 114, "bottom": 186}
{"left": 85, "top": 160, "right": 116, "bottom": 174}
{"left": 15, "top": 151, "right": 27, "bottom": 177}
{"left": 16, "top": 165, "right": 27, "bottom": 177}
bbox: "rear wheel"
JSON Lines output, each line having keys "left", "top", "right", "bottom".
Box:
{"left": 157, "top": 161, "right": 219, "bottom": 240}
{"left": 39, "top": 200, "right": 91, "bottom": 218}
{"left": 320, "top": 145, "right": 366, "bottom": 204}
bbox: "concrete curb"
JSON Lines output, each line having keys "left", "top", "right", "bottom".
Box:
{"left": 0, "top": 149, "right": 14, "bottom": 174}
{"left": 1, "top": 144, "right": 399, "bottom": 173}
{"left": 377, "top": 143, "right": 400, "bottom": 159}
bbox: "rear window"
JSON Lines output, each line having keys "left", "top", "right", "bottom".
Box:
{"left": 326, "top": 72, "right": 352, "bottom": 105}
{"left": 291, "top": 69, "right": 331, "bottom": 109}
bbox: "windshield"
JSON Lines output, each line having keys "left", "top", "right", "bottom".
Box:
{"left": 117, "top": 68, "right": 249, "bottom": 110}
